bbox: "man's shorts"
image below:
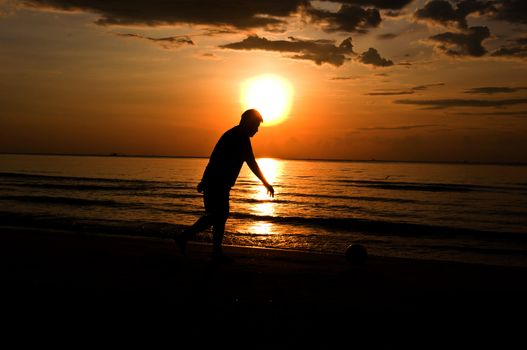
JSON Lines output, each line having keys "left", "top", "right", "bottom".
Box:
{"left": 203, "top": 187, "right": 230, "bottom": 221}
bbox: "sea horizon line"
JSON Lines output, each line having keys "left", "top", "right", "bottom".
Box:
{"left": 1, "top": 152, "right": 526, "bottom": 167}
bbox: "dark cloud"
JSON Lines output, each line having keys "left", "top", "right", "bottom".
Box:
{"left": 307, "top": 4, "right": 381, "bottom": 33}
{"left": 200, "top": 28, "right": 239, "bottom": 37}
{"left": 384, "top": 10, "right": 404, "bottom": 17}
{"left": 415, "top": 0, "right": 464, "bottom": 28}
{"left": 377, "top": 33, "right": 399, "bottom": 40}
{"left": 412, "top": 82, "right": 445, "bottom": 90}
{"left": 330, "top": 76, "right": 362, "bottom": 80}
{"left": 366, "top": 90, "right": 415, "bottom": 96}
{"left": 338, "top": 0, "right": 414, "bottom": 10}
{"left": 414, "top": 0, "right": 493, "bottom": 29}
{"left": 417, "top": 2, "right": 495, "bottom": 59}
{"left": 366, "top": 83, "right": 444, "bottom": 95}
{"left": 357, "top": 124, "right": 439, "bottom": 131}
{"left": 491, "top": 37, "right": 527, "bottom": 59}
{"left": 318, "top": 0, "right": 414, "bottom": 10}
{"left": 490, "top": 0, "right": 527, "bottom": 25}
{"left": 358, "top": 48, "right": 394, "bottom": 66}
{"left": 199, "top": 53, "right": 219, "bottom": 60}
{"left": 450, "top": 111, "right": 527, "bottom": 117}
{"left": 307, "top": 0, "right": 414, "bottom": 33}
{"left": 116, "top": 33, "right": 194, "bottom": 49}
{"left": 22, "top": 0, "right": 308, "bottom": 30}
{"left": 429, "top": 26, "right": 490, "bottom": 57}
{"left": 464, "top": 86, "right": 527, "bottom": 94}
{"left": 220, "top": 35, "right": 355, "bottom": 67}
{"left": 491, "top": 45, "right": 527, "bottom": 59}
{"left": 415, "top": 1, "right": 527, "bottom": 28}
{"left": 221, "top": 35, "right": 393, "bottom": 68}
{"left": 394, "top": 98, "right": 527, "bottom": 109}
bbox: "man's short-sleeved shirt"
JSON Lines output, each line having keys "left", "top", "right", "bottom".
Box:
{"left": 202, "top": 125, "right": 253, "bottom": 189}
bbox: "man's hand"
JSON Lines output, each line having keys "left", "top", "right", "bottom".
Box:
{"left": 265, "top": 183, "right": 274, "bottom": 198}
{"left": 197, "top": 182, "right": 204, "bottom": 193}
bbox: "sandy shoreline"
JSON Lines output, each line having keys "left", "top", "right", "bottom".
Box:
{"left": 1, "top": 225, "right": 526, "bottom": 346}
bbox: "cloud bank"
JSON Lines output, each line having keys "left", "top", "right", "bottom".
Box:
{"left": 307, "top": 4, "right": 381, "bottom": 33}
{"left": 320, "top": 0, "right": 414, "bottom": 10}
{"left": 428, "top": 26, "right": 490, "bottom": 57}
{"left": 414, "top": 1, "right": 527, "bottom": 29}
{"left": 414, "top": 0, "right": 491, "bottom": 29}
{"left": 19, "top": 0, "right": 527, "bottom": 64}
{"left": 491, "top": 37, "right": 527, "bottom": 60}
{"left": 220, "top": 35, "right": 355, "bottom": 66}
{"left": 414, "top": 1, "right": 527, "bottom": 60}
{"left": 22, "top": 0, "right": 309, "bottom": 30}
{"left": 222, "top": 35, "right": 394, "bottom": 67}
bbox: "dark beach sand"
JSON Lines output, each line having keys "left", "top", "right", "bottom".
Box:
{"left": 1, "top": 225, "right": 526, "bottom": 347}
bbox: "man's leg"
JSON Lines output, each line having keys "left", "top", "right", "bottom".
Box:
{"left": 211, "top": 215, "right": 234, "bottom": 263}
{"left": 175, "top": 215, "right": 212, "bottom": 254}
{"left": 184, "top": 215, "right": 213, "bottom": 238}
{"left": 211, "top": 188, "right": 230, "bottom": 260}
{"left": 212, "top": 215, "right": 227, "bottom": 257}
{"left": 175, "top": 189, "right": 213, "bottom": 254}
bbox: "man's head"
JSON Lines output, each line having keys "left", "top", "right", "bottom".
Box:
{"left": 239, "top": 109, "right": 263, "bottom": 137}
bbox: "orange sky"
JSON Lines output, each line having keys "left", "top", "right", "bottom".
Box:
{"left": 1, "top": 0, "right": 527, "bottom": 162}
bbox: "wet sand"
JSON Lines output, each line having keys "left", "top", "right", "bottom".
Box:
{"left": 1, "top": 225, "right": 526, "bottom": 347}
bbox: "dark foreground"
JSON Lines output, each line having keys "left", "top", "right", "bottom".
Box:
{"left": 1, "top": 226, "right": 526, "bottom": 348}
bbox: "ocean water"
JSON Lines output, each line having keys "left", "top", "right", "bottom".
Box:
{"left": 1, "top": 154, "right": 527, "bottom": 267}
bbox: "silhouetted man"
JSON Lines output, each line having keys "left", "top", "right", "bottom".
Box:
{"left": 175, "top": 109, "right": 274, "bottom": 262}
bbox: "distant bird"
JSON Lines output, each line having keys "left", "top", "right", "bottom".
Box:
{"left": 385, "top": 175, "right": 391, "bottom": 180}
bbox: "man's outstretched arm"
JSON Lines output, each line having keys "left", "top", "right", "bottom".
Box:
{"left": 246, "top": 157, "right": 274, "bottom": 197}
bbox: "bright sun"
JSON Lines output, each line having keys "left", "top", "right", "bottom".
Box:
{"left": 240, "top": 74, "right": 294, "bottom": 127}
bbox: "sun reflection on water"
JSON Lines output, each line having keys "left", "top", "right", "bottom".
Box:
{"left": 250, "top": 221, "right": 275, "bottom": 235}
{"left": 248, "top": 158, "right": 281, "bottom": 235}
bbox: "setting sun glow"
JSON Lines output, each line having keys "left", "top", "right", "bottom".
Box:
{"left": 240, "top": 74, "right": 294, "bottom": 126}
